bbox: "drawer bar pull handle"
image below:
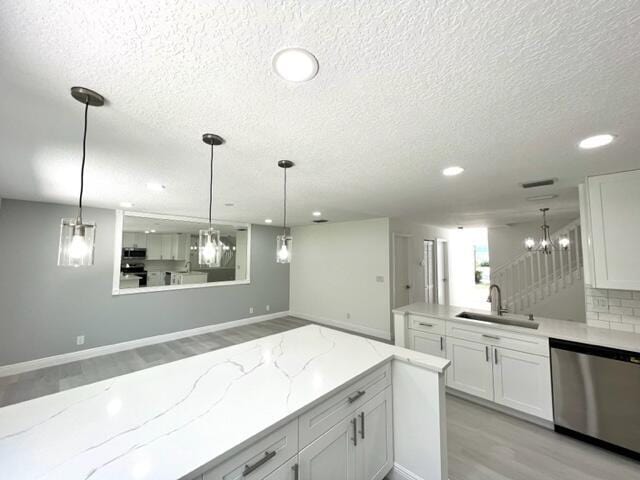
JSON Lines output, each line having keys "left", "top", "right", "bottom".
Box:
{"left": 347, "top": 390, "right": 366, "bottom": 403}
{"left": 418, "top": 322, "right": 435, "bottom": 327}
{"left": 494, "top": 347, "right": 499, "bottom": 365}
{"left": 359, "top": 411, "right": 365, "bottom": 439}
{"left": 482, "top": 334, "right": 500, "bottom": 340}
{"left": 485, "top": 345, "right": 489, "bottom": 362}
{"left": 292, "top": 463, "right": 299, "bottom": 480}
{"left": 242, "top": 451, "right": 277, "bottom": 476}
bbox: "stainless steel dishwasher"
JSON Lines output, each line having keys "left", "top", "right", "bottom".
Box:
{"left": 550, "top": 338, "right": 640, "bottom": 460}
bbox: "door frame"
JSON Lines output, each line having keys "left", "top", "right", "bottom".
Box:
{"left": 392, "top": 233, "right": 413, "bottom": 308}
{"left": 435, "top": 237, "right": 449, "bottom": 305}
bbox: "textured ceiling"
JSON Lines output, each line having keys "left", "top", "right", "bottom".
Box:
{"left": 1, "top": 1, "right": 639, "bottom": 227}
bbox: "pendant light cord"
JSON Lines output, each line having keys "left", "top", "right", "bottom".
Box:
{"left": 209, "top": 143, "right": 214, "bottom": 230}
{"left": 78, "top": 99, "right": 89, "bottom": 221}
{"left": 283, "top": 166, "right": 287, "bottom": 236}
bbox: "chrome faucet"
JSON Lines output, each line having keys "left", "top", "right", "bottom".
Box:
{"left": 487, "top": 284, "right": 508, "bottom": 316}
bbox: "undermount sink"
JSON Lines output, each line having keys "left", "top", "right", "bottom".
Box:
{"left": 456, "top": 311, "right": 540, "bottom": 330}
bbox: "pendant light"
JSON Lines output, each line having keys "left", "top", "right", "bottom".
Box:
{"left": 524, "top": 208, "right": 570, "bottom": 255}
{"left": 57, "top": 87, "right": 104, "bottom": 267}
{"left": 199, "top": 134, "right": 225, "bottom": 267}
{"left": 276, "top": 160, "right": 294, "bottom": 263}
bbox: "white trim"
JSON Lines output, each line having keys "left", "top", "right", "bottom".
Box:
{"left": 0, "top": 311, "right": 290, "bottom": 377}
{"left": 290, "top": 312, "right": 391, "bottom": 340}
{"left": 387, "top": 463, "right": 424, "bottom": 480}
{"left": 112, "top": 210, "right": 252, "bottom": 296}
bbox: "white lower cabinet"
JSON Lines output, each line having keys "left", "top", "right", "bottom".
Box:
{"left": 445, "top": 335, "right": 552, "bottom": 421}
{"left": 445, "top": 337, "right": 493, "bottom": 400}
{"left": 200, "top": 367, "right": 393, "bottom": 480}
{"left": 492, "top": 347, "right": 552, "bottom": 420}
{"left": 299, "top": 387, "right": 393, "bottom": 480}
{"left": 409, "top": 330, "right": 446, "bottom": 358}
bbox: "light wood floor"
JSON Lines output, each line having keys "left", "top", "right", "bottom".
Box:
{"left": 1, "top": 316, "right": 639, "bottom": 479}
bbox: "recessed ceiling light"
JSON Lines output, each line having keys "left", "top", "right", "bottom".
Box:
{"left": 579, "top": 134, "right": 615, "bottom": 149}
{"left": 224, "top": 202, "right": 234, "bottom": 207}
{"left": 442, "top": 166, "right": 465, "bottom": 176}
{"left": 273, "top": 48, "right": 319, "bottom": 82}
{"left": 144, "top": 230, "right": 150, "bottom": 234}
{"left": 150, "top": 229, "right": 156, "bottom": 233}
{"left": 264, "top": 219, "right": 273, "bottom": 224}
{"left": 120, "top": 202, "right": 134, "bottom": 208}
{"left": 312, "top": 211, "right": 322, "bottom": 217}
{"left": 146, "top": 182, "right": 166, "bottom": 192}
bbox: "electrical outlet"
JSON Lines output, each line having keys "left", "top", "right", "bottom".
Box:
{"left": 76, "top": 335, "right": 85, "bottom": 346}
{"left": 249, "top": 307, "right": 254, "bottom": 314}
{"left": 346, "top": 312, "right": 351, "bottom": 319}
{"left": 266, "top": 305, "right": 270, "bottom": 312}
{"left": 375, "top": 275, "right": 385, "bottom": 283}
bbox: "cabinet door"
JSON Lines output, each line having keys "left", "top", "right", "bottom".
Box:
{"left": 588, "top": 169, "right": 640, "bottom": 290}
{"left": 161, "top": 234, "right": 175, "bottom": 260}
{"left": 122, "top": 232, "right": 135, "bottom": 248}
{"left": 409, "top": 330, "right": 445, "bottom": 358}
{"left": 147, "top": 235, "right": 162, "bottom": 260}
{"left": 174, "top": 234, "right": 188, "bottom": 260}
{"left": 264, "top": 456, "right": 298, "bottom": 480}
{"left": 299, "top": 413, "right": 357, "bottom": 480}
{"left": 355, "top": 388, "right": 393, "bottom": 480}
{"left": 133, "top": 232, "right": 147, "bottom": 248}
{"left": 446, "top": 337, "right": 494, "bottom": 400}
{"left": 493, "top": 347, "right": 553, "bottom": 421}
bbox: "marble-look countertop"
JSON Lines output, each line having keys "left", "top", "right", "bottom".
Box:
{"left": 394, "top": 302, "right": 640, "bottom": 353}
{"left": 0, "top": 325, "right": 448, "bottom": 480}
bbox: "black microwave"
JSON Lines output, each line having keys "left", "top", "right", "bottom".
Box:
{"left": 122, "top": 248, "right": 146, "bottom": 259}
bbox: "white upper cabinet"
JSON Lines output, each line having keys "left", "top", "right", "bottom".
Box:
{"left": 586, "top": 169, "right": 640, "bottom": 290}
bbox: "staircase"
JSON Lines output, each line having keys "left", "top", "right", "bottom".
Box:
{"left": 491, "top": 219, "right": 583, "bottom": 314}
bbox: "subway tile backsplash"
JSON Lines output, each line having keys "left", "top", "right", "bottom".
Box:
{"left": 584, "top": 285, "right": 640, "bottom": 333}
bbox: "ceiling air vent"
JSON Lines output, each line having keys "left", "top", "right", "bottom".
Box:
{"left": 313, "top": 219, "right": 328, "bottom": 223}
{"left": 521, "top": 178, "right": 556, "bottom": 189}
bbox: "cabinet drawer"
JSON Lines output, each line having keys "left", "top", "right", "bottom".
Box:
{"left": 203, "top": 419, "right": 298, "bottom": 480}
{"left": 446, "top": 321, "right": 549, "bottom": 357}
{"left": 298, "top": 363, "right": 391, "bottom": 448}
{"left": 408, "top": 314, "right": 445, "bottom": 335}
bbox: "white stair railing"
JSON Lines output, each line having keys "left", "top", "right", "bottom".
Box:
{"left": 491, "top": 219, "right": 582, "bottom": 313}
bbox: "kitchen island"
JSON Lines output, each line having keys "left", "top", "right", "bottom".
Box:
{"left": 0, "top": 325, "right": 449, "bottom": 480}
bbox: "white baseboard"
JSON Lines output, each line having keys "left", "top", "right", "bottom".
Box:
{"left": 0, "top": 311, "right": 290, "bottom": 377}
{"left": 290, "top": 312, "right": 391, "bottom": 341}
{"left": 387, "top": 463, "right": 424, "bottom": 480}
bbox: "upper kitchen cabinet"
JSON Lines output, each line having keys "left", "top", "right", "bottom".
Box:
{"left": 584, "top": 169, "right": 640, "bottom": 290}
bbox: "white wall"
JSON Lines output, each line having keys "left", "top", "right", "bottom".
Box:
{"left": 289, "top": 218, "right": 392, "bottom": 339}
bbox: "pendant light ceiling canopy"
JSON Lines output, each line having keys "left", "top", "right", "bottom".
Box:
{"left": 276, "top": 160, "right": 294, "bottom": 264}
{"left": 57, "top": 86, "right": 104, "bottom": 267}
{"left": 198, "top": 133, "right": 225, "bottom": 267}
{"left": 524, "top": 208, "right": 570, "bottom": 255}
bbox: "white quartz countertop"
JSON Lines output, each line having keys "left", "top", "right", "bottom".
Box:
{"left": 394, "top": 302, "right": 640, "bottom": 353}
{"left": 0, "top": 325, "right": 448, "bottom": 480}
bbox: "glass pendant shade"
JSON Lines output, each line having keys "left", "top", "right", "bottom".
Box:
{"left": 199, "top": 228, "right": 221, "bottom": 267}
{"left": 524, "top": 237, "right": 535, "bottom": 250}
{"left": 276, "top": 235, "right": 292, "bottom": 264}
{"left": 57, "top": 218, "right": 96, "bottom": 267}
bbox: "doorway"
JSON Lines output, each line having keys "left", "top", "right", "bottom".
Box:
{"left": 424, "top": 239, "right": 436, "bottom": 303}
{"left": 436, "top": 238, "right": 449, "bottom": 305}
{"left": 392, "top": 234, "right": 412, "bottom": 308}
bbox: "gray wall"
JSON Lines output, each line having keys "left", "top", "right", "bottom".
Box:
{"left": 0, "top": 199, "right": 289, "bottom": 366}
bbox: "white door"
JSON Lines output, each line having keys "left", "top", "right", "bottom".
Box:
{"left": 436, "top": 239, "right": 449, "bottom": 304}
{"left": 423, "top": 239, "right": 436, "bottom": 303}
{"left": 409, "top": 331, "right": 445, "bottom": 358}
{"left": 299, "top": 413, "right": 357, "bottom": 480}
{"left": 146, "top": 235, "right": 162, "bottom": 260}
{"left": 264, "top": 456, "right": 299, "bottom": 480}
{"left": 493, "top": 347, "right": 553, "bottom": 421}
{"left": 356, "top": 389, "right": 393, "bottom": 480}
{"left": 588, "top": 169, "right": 640, "bottom": 290}
{"left": 393, "top": 235, "right": 411, "bottom": 308}
{"left": 446, "top": 337, "right": 494, "bottom": 400}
